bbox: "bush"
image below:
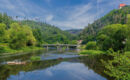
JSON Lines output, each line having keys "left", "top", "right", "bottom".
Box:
{"left": 97, "top": 24, "right": 129, "bottom": 51}
{"left": 8, "top": 23, "right": 36, "bottom": 49}
{"left": 0, "top": 46, "right": 6, "bottom": 53}
{"left": 102, "top": 51, "right": 130, "bottom": 80}
{"left": 85, "top": 41, "right": 98, "bottom": 50}
{"left": 79, "top": 50, "right": 104, "bottom": 55}
{"left": 0, "top": 45, "right": 15, "bottom": 53}
{"left": 30, "top": 56, "right": 41, "bottom": 61}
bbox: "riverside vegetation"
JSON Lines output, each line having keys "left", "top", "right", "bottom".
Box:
{"left": 79, "top": 6, "right": 130, "bottom": 80}
{"left": 0, "top": 13, "right": 77, "bottom": 54}
{"left": 0, "top": 5, "right": 130, "bottom": 80}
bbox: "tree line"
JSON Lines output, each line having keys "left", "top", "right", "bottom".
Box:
{"left": 80, "top": 7, "right": 130, "bottom": 79}
{"left": 80, "top": 6, "right": 130, "bottom": 44}
{"left": 0, "top": 13, "right": 78, "bottom": 52}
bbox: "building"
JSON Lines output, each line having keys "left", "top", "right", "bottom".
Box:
{"left": 119, "top": 4, "right": 126, "bottom": 9}
{"left": 77, "top": 40, "right": 83, "bottom": 44}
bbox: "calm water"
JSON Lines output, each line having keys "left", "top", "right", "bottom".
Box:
{"left": 0, "top": 49, "right": 109, "bottom": 80}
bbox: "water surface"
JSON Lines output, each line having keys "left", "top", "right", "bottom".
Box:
{"left": 0, "top": 49, "right": 108, "bottom": 80}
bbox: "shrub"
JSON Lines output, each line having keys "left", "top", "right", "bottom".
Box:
{"left": 0, "top": 45, "right": 14, "bottom": 53}
{"left": 80, "top": 50, "right": 104, "bottom": 55}
{"left": 102, "top": 52, "right": 130, "bottom": 80}
{"left": 30, "top": 56, "right": 41, "bottom": 61}
{"left": 97, "top": 24, "right": 129, "bottom": 51}
{"left": 85, "top": 41, "right": 97, "bottom": 50}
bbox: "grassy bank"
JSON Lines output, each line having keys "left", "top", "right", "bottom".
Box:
{"left": 0, "top": 44, "right": 43, "bottom": 54}
{"left": 79, "top": 50, "right": 105, "bottom": 55}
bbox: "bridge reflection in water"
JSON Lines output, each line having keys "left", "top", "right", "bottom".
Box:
{"left": 43, "top": 44, "right": 80, "bottom": 50}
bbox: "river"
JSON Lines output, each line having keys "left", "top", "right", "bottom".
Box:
{"left": 0, "top": 49, "right": 110, "bottom": 80}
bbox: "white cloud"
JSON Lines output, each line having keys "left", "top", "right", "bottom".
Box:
{"left": 46, "top": 15, "right": 54, "bottom": 22}
{"left": 45, "top": 62, "right": 106, "bottom": 80}
{"left": 0, "top": 0, "right": 99, "bottom": 30}
{"left": 45, "top": 70, "right": 53, "bottom": 76}
{"left": 47, "top": 3, "right": 100, "bottom": 29}
{"left": 46, "top": 0, "right": 130, "bottom": 30}
{"left": 0, "top": 0, "right": 48, "bottom": 17}
{"left": 0, "top": 0, "right": 130, "bottom": 30}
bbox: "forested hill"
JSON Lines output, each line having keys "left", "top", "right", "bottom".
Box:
{"left": 0, "top": 12, "right": 78, "bottom": 53}
{"left": 0, "top": 13, "right": 77, "bottom": 45}
{"left": 66, "top": 29, "right": 82, "bottom": 35}
{"left": 80, "top": 5, "right": 130, "bottom": 43}
{"left": 19, "top": 20, "right": 78, "bottom": 44}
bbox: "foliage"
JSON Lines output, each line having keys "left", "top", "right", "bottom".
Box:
{"left": 85, "top": 41, "right": 98, "bottom": 50}
{"left": 81, "top": 6, "right": 130, "bottom": 44}
{"left": 126, "top": 14, "right": 130, "bottom": 51}
{"left": 30, "top": 56, "right": 41, "bottom": 61}
{"left": 127, "top": 14, "right": 130, "bottom": 25}
{"left": 20, "top": 20, "right": 77, "bottom": 44}
{"left": 81, "top": 35, "right": 95, "bottom": 44}
{"left": 0, "top": 23, "right": 8, "bottom": 42}
{"left": 97, "top": 24, "right": 129, "bottom": 51}
{"left": 0, "top": 13, "right": 79, "bottom": 53}
{"left": 0, "top": 43, "right": 17, "bottom": 53}
{"left": 79, "top": 50, "right": 104, "bottom": 55}
{"left": 0, "top": 13, "right": 12, "bottom": 28}
{"left": 8, "top": 23, "right": 36, "bottom": 49}
{"left": 0, "top": 45, "right": 43, "bottom": 53}
{"left": 101, "top": 51, "right": 130, "bottom": 80}
{"left": 69, "top": 40, "right": 77, "bottom": 44}
{"left": 0, "top": 46, "right": 8, "bottom": 53}
{"left": 0, "top": 12, "right": 80, "bottom": 54}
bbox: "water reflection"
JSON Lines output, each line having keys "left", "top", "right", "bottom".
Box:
{"left": 7, "top": 62, "right": 106, "bottom": 80}
{"left": 0, "top": 50, "right": 109, "bottom": 80}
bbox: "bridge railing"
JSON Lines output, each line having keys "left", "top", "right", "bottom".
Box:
{"left": 43, "top": 44, "right": 78, "bottom": 46}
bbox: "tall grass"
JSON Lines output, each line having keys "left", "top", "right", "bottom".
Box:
{"left": 79, "top": 50, "right": 104, "bottom": 55}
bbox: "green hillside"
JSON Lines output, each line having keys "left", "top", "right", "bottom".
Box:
{"left": 0, "top": 13, "right": 78, "bottom": 53}
{"left": 20, "top": 20, "right": 77, "bottom": 44}
{"left": 66, "top": 29, "right": 82, "bottom": 35}
{"left": 0, "top": 13, "right": 77, "bottom": 44}
{"left": 80, "top": 6, "right": 130, "bottom": 43}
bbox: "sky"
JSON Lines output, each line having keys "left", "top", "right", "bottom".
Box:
{"left": 0, "top": 0, "right": 130, "bottom": 30}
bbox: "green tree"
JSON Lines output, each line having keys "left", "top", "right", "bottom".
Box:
{"left": 0, "top": 23, "right": 8, "bottom": 42}
{"left": 70, "top": 40, "right": 77, "bottom": 44}
{"left": 22, "top": 25, "right": 36, "bottom": 46}
{"left": 20, "top": 20, "right": 77, "bottom": 44}
{"left": 127, "top": 14, "right": 130, "bottom": 25}
{"left": 0, "top": 13, "right": 12, "bottom": 28}
{"left": 97, "top": 24, "right": 128, "bottom": 51}
{"left": 81, "top": 6, "right": 130, "bottom": 42}
{"left": 8, "top": 23, "right": 26, "bottom": 49}
{"left": 102, "top": 51, "right": 130, "bottom": 80}
{"left": 125, "top": 25, "right": 130, "bottom": 51}
{"left": 85, "top": 41, "right": 97, "bottom": 50}
{"left": 8, "top": 23, "right": 36, "bottom": 49}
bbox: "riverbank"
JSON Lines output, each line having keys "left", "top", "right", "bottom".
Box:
{"left": 0, "top": 45, "right": 44, "bottom": 54}
{"left": 79, "top": 50, "right": 105, "bottom": 55}
{"left": 79, "top": 48, "right": 130, "bottom": 80}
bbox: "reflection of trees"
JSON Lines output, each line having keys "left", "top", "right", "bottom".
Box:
{"left": 0, "top": 54, "right": 112, "bottom": 80}
{"left": 0, "top": 59, "right": 62, "bottom": 80}
{"left": 79, "top": 55, "right": 113, "bottom": 80}
{"left": 0, "top": 50, "right": 44, "bottom": 63}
